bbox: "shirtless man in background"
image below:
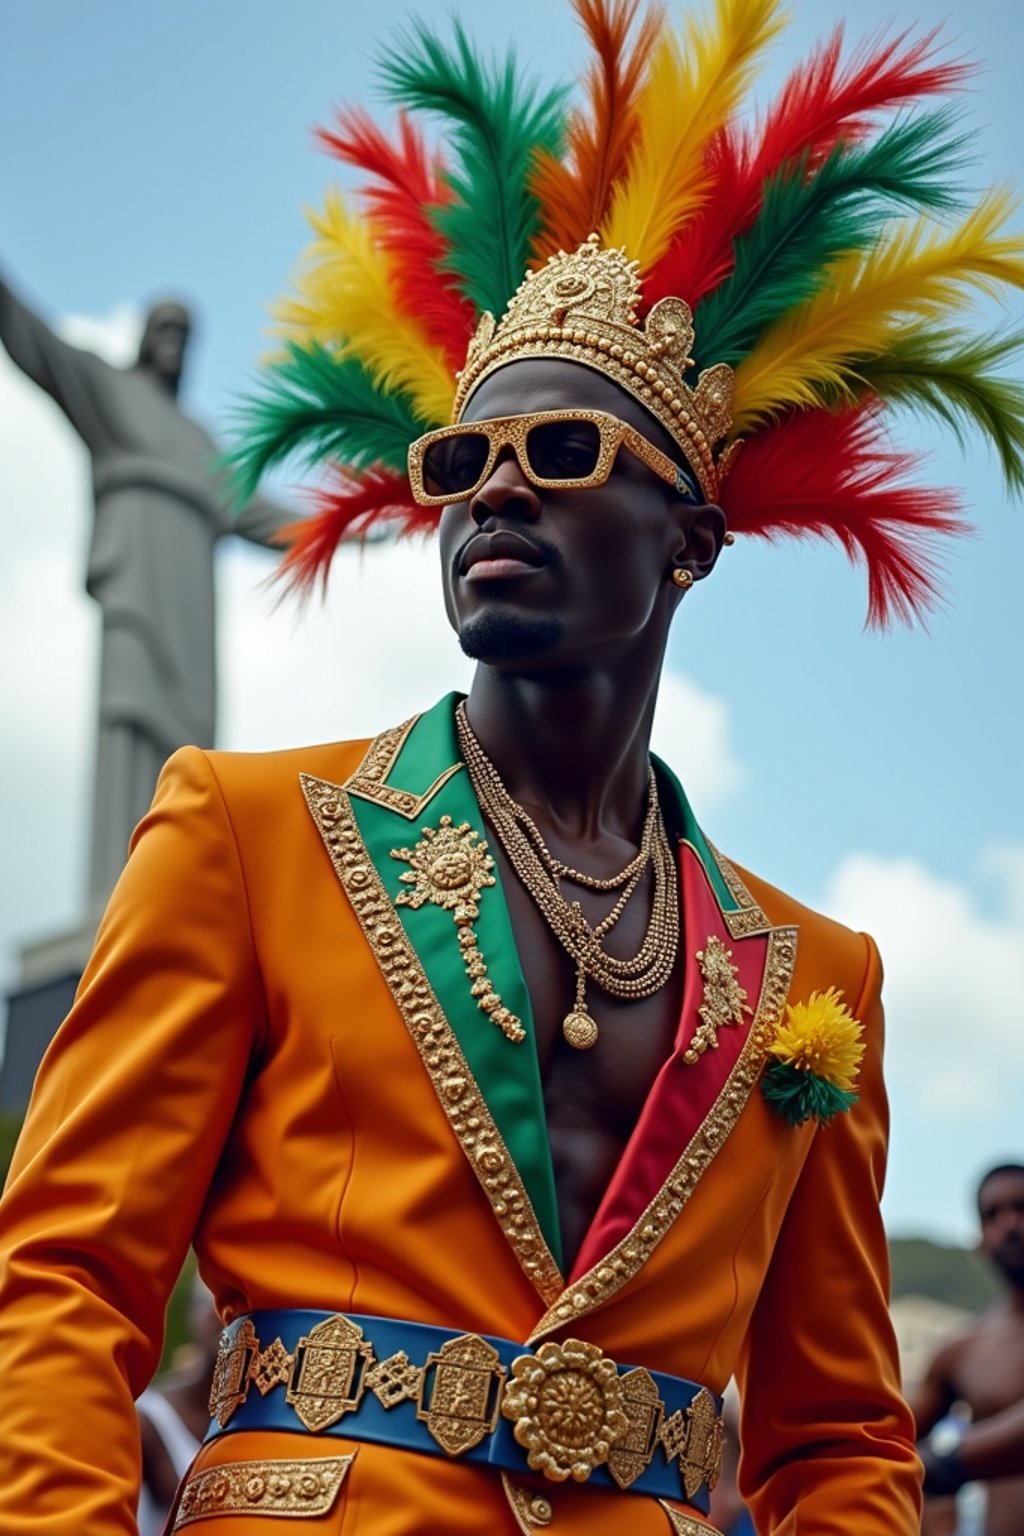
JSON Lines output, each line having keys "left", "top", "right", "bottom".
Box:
{"left": 912, "top": 1164, "right": 1024, "bottom": 1536}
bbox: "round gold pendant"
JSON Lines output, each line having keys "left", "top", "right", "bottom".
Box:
{"left": 562, "top": 1010, "right": 599, "bottom": 1050}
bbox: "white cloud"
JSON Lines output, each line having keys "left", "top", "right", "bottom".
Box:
{"left": 651, "top": 669, "right": 744, "bottom": 814}
{"left": 58, "top": 305, "right": 141, "bottom": 365}
{"left": 821, "top": 847, "right": 1024, "bottom": 1239}
{"left": 822, "top": 848, "right": 1024, "bottom": 1116}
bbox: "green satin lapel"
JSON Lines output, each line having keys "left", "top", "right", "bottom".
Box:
{"left": 345, "top": 695, "right": 563, "bottom": 1272}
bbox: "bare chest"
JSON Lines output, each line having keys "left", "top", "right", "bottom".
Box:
{"left": 950, "top": 1320, "right": 1024, "bottom": 1420}
{"left": 492, "top": 844, "right": 686, "bottom": 1270}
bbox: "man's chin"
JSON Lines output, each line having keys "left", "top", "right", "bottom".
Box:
{"left": 457, "top": 608, "right": 563, "bottom": 664}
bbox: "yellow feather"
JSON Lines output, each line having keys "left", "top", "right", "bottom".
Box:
{"left": 275, "top": 189, "right": 455, "bottom": 425}
{"left": 733, "top": 187, "right": 1024, "bottom": 430}
{"left": 601, "top": 0, "right": 787, "bottom": 270}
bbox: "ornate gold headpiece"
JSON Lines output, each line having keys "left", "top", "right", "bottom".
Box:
{"left": 451, "top": 236, "right": 735, "bottom": 502}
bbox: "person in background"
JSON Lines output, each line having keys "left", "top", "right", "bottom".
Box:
{"left": 911, "top": 1163, "right": 1024, "bottom": 1536}
{"left": 136, "top": 1277, "right": 221, "bottom": 1536}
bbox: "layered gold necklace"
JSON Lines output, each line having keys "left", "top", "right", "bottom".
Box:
{"left": 455, "top": 702, "right": 680, "bottom": 1049}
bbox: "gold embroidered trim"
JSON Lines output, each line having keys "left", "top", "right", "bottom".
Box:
{"left": 658, "top": 1505, "right": 724, "bottom": 1536}
{"left": 343, "top": 711, "right": 464, "bottom": 819}
{"left": 301, "top": 771, "right": 564, "bottom": 1305}
{"left": 173, "top": 1454, "right": 354, "bottom": 1525}
{"left": 502, "top": 1475, "right": 555, "bottom": 1531}
{"left": 347, "top": 764, "right": 464, "bottom": 820}
{"left": 526, "top": 925, "right": 797, "bottom": 1343}
{"left": 705, "top": 841, "right": 772, "bottom": 939}
{"left": 350, "top": 714, "right": 415, "bottom": 786}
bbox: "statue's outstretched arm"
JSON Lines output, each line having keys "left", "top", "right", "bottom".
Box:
{"left": 0, "top": 268, "right": 107, "bottom": 443}
{"left": 231, "top": 488, "right": 299, "bottom": 550}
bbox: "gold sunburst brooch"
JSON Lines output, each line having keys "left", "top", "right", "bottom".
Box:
{"left": 391, "top": 815, "right": 525, "bottom": 1043}
{"left": 762, "top": 986, "right": 865, "bottom": 1127}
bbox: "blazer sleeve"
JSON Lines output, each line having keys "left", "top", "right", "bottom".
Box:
{"left": 734, "top": 932, "right": 923, "bottom": 1534}
{"left": 0, "top": 747, "right": 267, "bottom": 1533}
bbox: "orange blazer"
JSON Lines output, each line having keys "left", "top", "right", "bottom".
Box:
{"left": 0, "top": 695, "right": 920, "bottom": 1534}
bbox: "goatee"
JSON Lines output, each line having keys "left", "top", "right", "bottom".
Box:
{"left": 458, "top": 609, "right": 563, "bottom": 662}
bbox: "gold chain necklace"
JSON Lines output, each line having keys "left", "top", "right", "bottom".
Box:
{"left": 456, "top": 703, "right": 680, "bottom": 1050}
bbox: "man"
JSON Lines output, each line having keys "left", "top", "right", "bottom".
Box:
{"left": 912, "top": 1164, "right": 1024, "bottom": 1536}
{"left": 0, "top": 274, "right": 290, "bottom": 905}
{"left": 1, "top": 5, "right": 1020, "bottom": 1532}
{"left": 0, "top": 318, "right": 919, "bottom": 1536}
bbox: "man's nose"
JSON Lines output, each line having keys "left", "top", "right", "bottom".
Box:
{"left": 469, "top": 449, "right": 542, "bottom": 527}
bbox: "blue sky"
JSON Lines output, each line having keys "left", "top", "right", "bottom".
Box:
{"left": 1, "top": 0, "right": 1022, "bottom": 1243}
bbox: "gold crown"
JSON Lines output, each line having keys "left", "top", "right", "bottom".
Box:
{"left": 451, "top": 235, "right": 735, "bottom": 501}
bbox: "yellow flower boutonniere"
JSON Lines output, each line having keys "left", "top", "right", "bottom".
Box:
{"left": 762, "top": 987, "right": 865, "bottom": 1127}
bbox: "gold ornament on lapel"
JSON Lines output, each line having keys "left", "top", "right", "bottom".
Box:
{"left": 685, "top": 935, "right": 750, "bottom": 1064}
{"left": 391, "top": 815, "right": 525, "bottom": 1043}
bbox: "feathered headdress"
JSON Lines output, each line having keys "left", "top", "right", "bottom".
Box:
{"left": 232, "top": 0, "right": 1024, "bottom": 626}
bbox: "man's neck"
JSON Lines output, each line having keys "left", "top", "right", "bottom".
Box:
{"left": 463, "top": 659, "right": 663, "bottom": 845}
{"left": 1004, "top": 1280, "right": 1024, "bottom": 1316}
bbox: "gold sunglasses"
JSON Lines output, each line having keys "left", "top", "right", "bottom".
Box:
{"left": 407, "top": 410, "right": 697, "bottom": 507}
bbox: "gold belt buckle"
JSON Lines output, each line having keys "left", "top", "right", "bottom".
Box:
{"left": 501, "top": 1338, "right": 630, "bottom": 1483}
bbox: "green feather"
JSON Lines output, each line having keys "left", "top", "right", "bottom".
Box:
{"left": 227, "top": 343, "right": 423, "bottom": 499}
{"left": 695, "top": 108, "right": 971, "bottom": 370}
{"left": 376, "top": 20, "right": 568, "bottom": 318}
{"left": 859, "top": 325, "right": 1024, "bottom": 496}
{"left": 761, "top": 1062, "right": 857, "bottom": 1127}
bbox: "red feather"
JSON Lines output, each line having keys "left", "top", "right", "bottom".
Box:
{"left": 720, "top": 401, "right": 968, "bottom": 628}
{"left": 645, "top": 26, "right": 973, "bottom": 310}
{"left": 531, "top": 0, "right": 663, "bottom": 260}
{"left": 276, "top": 466, "right": 436, "bottom": 598}
{"left": 317, "top": 108, "right": 476, "bottom": 369}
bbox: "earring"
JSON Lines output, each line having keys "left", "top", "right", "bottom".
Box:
{"left": 672, "top": 568, "right": 694, "bottom": 590}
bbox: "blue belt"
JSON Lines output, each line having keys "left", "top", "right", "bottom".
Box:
{"left": 206, "top": 1309, "right": 723, "bottom": 1510}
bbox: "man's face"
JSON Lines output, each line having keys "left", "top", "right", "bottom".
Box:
{"left": 437, "top": 359, "right": 722, "bottom": 672}
{"left": 978, "top": 1169, "right": 1024, "bottom": 1285}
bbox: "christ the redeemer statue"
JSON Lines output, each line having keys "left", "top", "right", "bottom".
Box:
{"left": 0, "top": 272, "right": 292, "bottom": 906}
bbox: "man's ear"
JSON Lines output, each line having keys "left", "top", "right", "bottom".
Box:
{"left": 670, "top": 499, "right": 728, "bottom": 584}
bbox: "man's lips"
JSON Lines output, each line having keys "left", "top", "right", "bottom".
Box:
{"left": 459, "top": 530, "right": 548, "bottom": 581}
